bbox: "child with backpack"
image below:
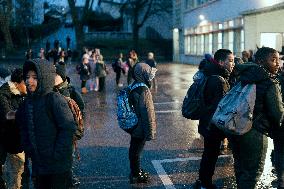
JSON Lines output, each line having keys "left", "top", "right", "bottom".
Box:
{"left": 124, "top": 63, "right": 157, "bottom": 184}
{"left": 228, "top": 47, "right": 284, "bottom": 189}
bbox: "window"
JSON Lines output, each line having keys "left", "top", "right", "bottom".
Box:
{"left": 209, "top": 33, "right": 213, "bottom": 54}
{"left": 228, "top": 31, "right": 234, "bottom": 52}
{"left": 185, "top": 36, "right": 190, "bottom": 54}
{"left": 241, "top": 29, "right": 244, "bottom": 52}
{"left": 218, "top": 32, "right": 222, "bottom": 49}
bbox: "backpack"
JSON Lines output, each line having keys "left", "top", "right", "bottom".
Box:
{"left": 182, "top": 71, "right": 208, "bottom": 120}
{"left": 46, "top": 92, "right": 84, "bottom": 140}
{"left": 117, "top": 83, "right": 148, "bottom": 133}
{"left": 211, "top": 82, "right": 256, "bottom": 135}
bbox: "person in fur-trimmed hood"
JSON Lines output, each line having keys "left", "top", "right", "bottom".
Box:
{"left": 0, "top": 68, "right": 26, "bottom": 189}
{"left": 16, "top": 59, "right": 76, "bottom": 188}
{"left": 128, "top": 62, "right": 157, "bottom": 184}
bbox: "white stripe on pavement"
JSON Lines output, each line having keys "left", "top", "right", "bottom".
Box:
{"left": 155, "top": 110, "right": 180, "bottom": 113}
{"left": 151, "top": 155, "right": 232, "bottom": 189}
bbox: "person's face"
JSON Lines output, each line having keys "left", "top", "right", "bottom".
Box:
{"left": 16, "top": 80, "right": 27, "bottom": 95}
{"left": 25, "top": 70, "right": 38, "bottom": 93}
{"left": 119, "top": 53, "right": 123, "bottom": 58}
{"left": 54, "top": 74, "right": 63, "bottom": 86}
{"left": 83, "top": 58, "right": 89, "bottom": 64}
{"left": 148, "top": 53, "right": 153, "bottom": 59}
{"left": 223, "top": 53, "right": 235, "bottom": 73}
{"left": 265, "top": 52, "right": 280, "bottom": 74}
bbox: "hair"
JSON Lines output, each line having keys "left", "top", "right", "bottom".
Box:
{"left": 254, "top": 47, "right": 277, "bottom": 64}
{"left": 234, "top": 57, "right": 244, "bottom": 65}
{"left": 11, "top": 68, "right": 24, "bottom": 83}
{"left": 214, "top": 49, "right": 233, "bottom": 62}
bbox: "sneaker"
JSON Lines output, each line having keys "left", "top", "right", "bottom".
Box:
{"left": 129, "top": 170, "right": 149, "bottom": 184}
{"left": 118, "top": 83, "right": 123, "bottom": 87}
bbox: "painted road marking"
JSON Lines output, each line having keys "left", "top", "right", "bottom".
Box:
{"left": 154, "top": 101, "right": 181, "bottom": 105}
{"left": 156, "top": 110, "right": 180, "bottom": 113}
{"left": 152, "top": 155, "right": 232, "bottom": 189}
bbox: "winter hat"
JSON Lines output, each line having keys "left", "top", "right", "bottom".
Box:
{"left": 55, "top": 62, "right": 67, "bottom": 81}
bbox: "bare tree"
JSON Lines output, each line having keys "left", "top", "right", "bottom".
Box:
{"left": 0, "top": 0, "right": 13, "bottom": 51}
{"left": 120, "top": 0, "right": 172, "bottom": 49}
{"left": 68, "top": 0, "right": 96, "bottom": 50}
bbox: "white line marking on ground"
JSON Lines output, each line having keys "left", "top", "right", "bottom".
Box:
{"left": 154, "top": 101, "right": 181, "bottom": 105}
{"left": 156, "top": 110, "right": 180, "bottom": 113}
{"left": 151, "top": 155, "right": 232, "bottom": 189}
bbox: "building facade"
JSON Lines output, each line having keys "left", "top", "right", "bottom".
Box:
{"left": 173, "top": 0, "right": 284, "bottom": 64}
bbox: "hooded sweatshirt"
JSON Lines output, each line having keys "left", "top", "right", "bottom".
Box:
{"left": 16, "top": 59, "right": 76, "bottom": 175}
{"left": 129, "top": 63, "right": 156, "bottom": 140}
{"left": 236, "top": 63, "right": 284, "bottom": 135}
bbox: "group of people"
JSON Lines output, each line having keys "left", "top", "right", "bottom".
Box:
{"left": 193, "top": 47, "right": 284, "bottom": 189}
{"left": 0, "top": 42, "right": 160, "bottom": 188}
{"left": 0, "top": 56, "right": 85, "bottom": 188}
{"left": 77, "top": 48, "right": 158, "bottom": 94}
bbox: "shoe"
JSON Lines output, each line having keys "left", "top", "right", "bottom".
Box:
{"left": 118, "top": 83, "right": 123, "bottom": 87}
{"left": 81, "top": 87, "right": 88, "bottom": 94}
{"left": 193, "top": 180, "right": 216, "bottom": 189}
{"left": 129, "top": 170, "right": 150, "bottom": 184}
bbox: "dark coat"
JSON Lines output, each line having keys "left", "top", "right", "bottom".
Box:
{"left": 198, "top": 62, "right": 231, "bottom": 137}
{"left": 16, "top": 59, "right": 76, "bottom": 175}
{"left": 0, "top": 82, "right": 24, "bottom": 153}
{"left": 237, "top": 63, "right": 284, "bottom": 136}
{"left": 129, "top": 63, "right": 157, "bottom": 140}
{"left": 79, "top": 63, "right": 91, "bottom": 81}
{"left": 95, "top": 62, "right": 107, "bottom": 78}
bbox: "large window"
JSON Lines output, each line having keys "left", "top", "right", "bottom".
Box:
{"left": 218, "top": 32, "right": 223, "bottom": 49}
{"left": 228, "top": 31, "right": 234, "bottom": 52}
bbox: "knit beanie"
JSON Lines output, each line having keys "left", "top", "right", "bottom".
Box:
{"left": 55, "top": 62, "right": 67, "bottom": 81}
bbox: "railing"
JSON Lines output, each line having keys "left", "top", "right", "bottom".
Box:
{"left": 85, "top": 32, "right": 132, "bottom": 40}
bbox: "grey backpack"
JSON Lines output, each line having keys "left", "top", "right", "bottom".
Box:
{"left": 211, "top": 82, "right": 256, "bottom": 135}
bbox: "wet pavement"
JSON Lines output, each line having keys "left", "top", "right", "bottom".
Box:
{"left": 64, "top": 63, "right": 277, "bottom": 189}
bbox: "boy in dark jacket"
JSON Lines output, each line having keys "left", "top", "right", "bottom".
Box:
{"left": 128, "top": 63, "right": 157, "bottom": 184}
{"left": 16, "top": 59, "right": 76, "bottom": 188}
{"left": 195, "top": 49, "right": 234, "bottom": 189}
{"left": 0, "top": 68, "right": 26, "bottom": 189}
{"left": 54, "top": 62, "right": 85, "bottom": 187}
{"left": 230, "top": 47, "right": 284, "bottom": 189}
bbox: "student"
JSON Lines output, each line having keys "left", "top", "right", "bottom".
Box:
{"left": 145, "top": 52, "right": 157, "bottom": 90}
{"left": 0, "top": 68, "right": 26, "bottom": 189}
{"left": 54, "top": 62, "right": 85, "bottom": 187}
{"left": 128, "top": 63, "right": 157, "bottom": 184}
{"left": 195, "top": 49, "right": 235, "bottom": 189}
{"left": 78, "top": 57, "right": 91, "bottom": 94}
{"left": 94, "top": 55, "right": 107, "bottom": 92}
{"left": 16, "top": 59, "right": 76, "bottom": 188}
{"left": 113, "top": 53, "right": 124, "bottom": 87}
{"left": 230, "top": 47, "right": 284, "bottom": 189}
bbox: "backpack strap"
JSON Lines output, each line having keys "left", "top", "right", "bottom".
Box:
{"left": 130, "top": 82, "right": 148, "bottom": 91}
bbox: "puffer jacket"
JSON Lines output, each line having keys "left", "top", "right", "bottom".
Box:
{"left": 16, "top": 59, "right": 76, "bottom": 175}
{"left": 0, "top": 82, "right": 24, "bottom": 153}
{"left": 237, "top": 63, "right": 284, "bottom": 135}
{"left": 129, "top": 63, "right": 156, "bottom": 141}
{"left": 198, "top": 61, "right": 231, "bottom": 137}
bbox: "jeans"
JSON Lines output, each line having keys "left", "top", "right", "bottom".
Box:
{"left": 129, "top": 137, "right": 146, "bottom": 176}
{"left": 273, "top": 130, "right": 284, "bottom": 188}
{"left": 4, "top": 152, "right": 25, "bottom": 189}
{"left": 230, "top": 128, "right": 267, "bottom": 189}
{"left": 199, "top": 125, "right": 225, "bottom": 187}
{"left": 34, "top": 171, "right": 70, "bottom": 189}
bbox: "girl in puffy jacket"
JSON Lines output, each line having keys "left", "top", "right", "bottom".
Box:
{"left": 128, "top": 63, "right": 157, "bottom": 184}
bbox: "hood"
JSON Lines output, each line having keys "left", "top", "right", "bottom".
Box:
{"left": 23, "top": 59, "right": 56, "bottom": 96}
{"left": 236, "top": 63, "right": 274, "bottom": 84}
{"left": 133, "top": 63, "right": 152, "bottom": 87}
{"left": 203, "top": 61, "right": 230, "bottom": 79}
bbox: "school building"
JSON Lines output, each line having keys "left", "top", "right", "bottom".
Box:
{"left": 173, "top": 0, "right": 284, "bottom": 64}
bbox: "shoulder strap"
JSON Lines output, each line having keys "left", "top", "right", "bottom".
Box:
{"left": 130, "top": 83, "right": 148, "bottom": 91}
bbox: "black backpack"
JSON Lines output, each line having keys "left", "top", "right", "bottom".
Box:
{"left": 182, "top": 71, "right": 208, "bottom": 120}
